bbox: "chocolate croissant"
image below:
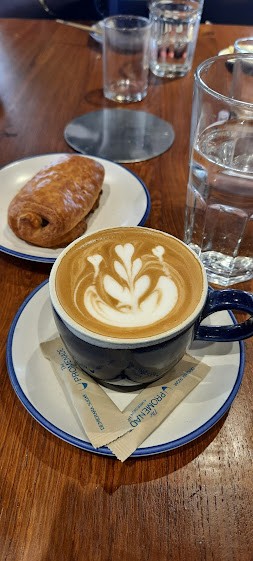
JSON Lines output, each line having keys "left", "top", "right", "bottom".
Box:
{"left": 8, "top": 155, "right": 104, "bottom": 248}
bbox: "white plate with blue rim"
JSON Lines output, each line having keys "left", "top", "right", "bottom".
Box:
{"left": 6, "top": 280, "right": 244, "bottom": 458}
{"left": 0, "top": 153, "right": 150, "bottom": 264}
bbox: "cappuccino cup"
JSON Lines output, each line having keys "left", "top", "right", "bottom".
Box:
{"left": 49, "top": 227, "right": 253, "bottom": 390}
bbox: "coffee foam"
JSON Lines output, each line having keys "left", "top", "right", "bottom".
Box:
{"left": 55, "top": 228, "right": 204, "bottom": 340}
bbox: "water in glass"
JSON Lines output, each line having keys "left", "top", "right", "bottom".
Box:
{"left": 184, "top": 118, "right": 253, "bottom": 286}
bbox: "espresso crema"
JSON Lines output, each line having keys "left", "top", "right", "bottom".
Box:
{"left": 55, "top": 228, "right": 204, "bottom": 339}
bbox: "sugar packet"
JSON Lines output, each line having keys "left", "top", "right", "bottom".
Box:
{"left": 41, "top": 338, "right": 131, "bottom": 448}
{"left": 41, "top": 337, "right": 210, "bottom": 460}
{"left": 108, "top": 355, "right": 210, "bottom": 461}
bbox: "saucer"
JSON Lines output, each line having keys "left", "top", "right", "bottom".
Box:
{"left": 0, "top": 153, "right": 150, "bottom": 263}
{"left": 90, "top": 20, "right": 104, "bottom": 43}
{"left": 6, "top": 281, "right": 244, "bottom": 458}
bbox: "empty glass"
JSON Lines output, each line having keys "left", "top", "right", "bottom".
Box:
{"left": 103, "top": 15, "right": 151, "bottom": 103}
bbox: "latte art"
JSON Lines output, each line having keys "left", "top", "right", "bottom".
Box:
{"left": 83, "top": 243, "right": 178, "bottom": 328}
{"left": 55, "top": 228, "right": 204, "bottom": 339}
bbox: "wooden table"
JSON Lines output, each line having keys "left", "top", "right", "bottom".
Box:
{"left": 0, "top": 19, "right": 252, "bottom": 560}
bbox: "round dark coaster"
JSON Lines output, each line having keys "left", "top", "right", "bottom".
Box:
{"left": 64, "top": 109, "right": 175, "bottom": 163}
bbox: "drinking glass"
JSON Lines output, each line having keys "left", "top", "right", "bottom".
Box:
{"left": 103, "top": 15, "right": 151, "bottom": 103}
{"left": 184, "top": 54, "right": 253, "bottom": 286}
{"left": 234, "top": 37, "right": 253, "bottom": 54}
{"left": 149, "top": 0, "right": 204, "bottom": 78}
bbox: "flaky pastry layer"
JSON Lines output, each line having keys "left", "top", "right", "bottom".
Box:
{"left": 8, "top": 155, "right": 105, "bottom": 248}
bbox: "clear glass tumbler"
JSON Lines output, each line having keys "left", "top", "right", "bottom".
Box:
{"left": 103, "top": 15, "right": 151, "bottom": 103}
{"left": 149, "top": 0, "right": 203, "bottom": 78}
{"left": 184, "top": 54, "right": 253, "bottom": 286}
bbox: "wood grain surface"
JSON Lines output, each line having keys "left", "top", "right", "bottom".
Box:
{"left": 0, "top": 19, "right": 252, "bottom": 561}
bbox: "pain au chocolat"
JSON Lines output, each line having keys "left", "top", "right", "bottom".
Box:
{"left": 7, "top": 155, "right": 105, "bottom": 248}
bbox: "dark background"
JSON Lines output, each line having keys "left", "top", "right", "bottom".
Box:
{"left": 0, "top": 0, "right": 252, "bottom": 25}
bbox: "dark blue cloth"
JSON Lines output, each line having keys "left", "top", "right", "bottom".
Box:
{"left": 0, "top": 0, "right": 252, "bottom": 25}
{"left": 202, "top": 0, "right": 253, "bottom": 25}
{"left": 0, "top": 1, "right": 149, "bottom": 19}
{"left": 0, "top": 0, "right": 103, "bottom": 19}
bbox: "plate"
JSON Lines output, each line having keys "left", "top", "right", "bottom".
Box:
{"left": 0, "top": 153, "right": 150, "bottom": 263}
{"left": 218, "top": 46, "right": 234, "bottom": 56}
{"left": 6, "top": 281, "right": 244, "bottom": 458}
{"left": 90, "top": 20, "right": 104, "bottom": 43}
{"left": 218, "top": 47, "right": 235, "bottom": 72}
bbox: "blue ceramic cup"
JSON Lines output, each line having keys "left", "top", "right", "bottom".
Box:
{"left": 49, "top": 227, "right": 253, "bottom": 391}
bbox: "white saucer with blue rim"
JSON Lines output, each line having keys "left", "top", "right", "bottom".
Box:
{"left": 0, "top": 153, "right": 150, "bottom": 264}
{"left": 6, "top": 281, "right": 244, "bottom": 458}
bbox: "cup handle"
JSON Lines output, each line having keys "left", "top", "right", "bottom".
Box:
{"left": 195, "top": 289, "right": 253, "bottom": 342}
